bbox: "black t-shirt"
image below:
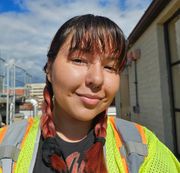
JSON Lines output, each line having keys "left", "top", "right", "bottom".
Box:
{"left": 33, "top": 130, "right": 95, "bottom": 173}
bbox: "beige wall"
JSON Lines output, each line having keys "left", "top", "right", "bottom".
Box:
{"left": 128, "top": 24, "right": 165, "bottom": 140}
{"left": 119, "top": 70, "right": 131, "bottom": 120}
{"left": 127, "top": 0, "right": 179, "bottom": 152}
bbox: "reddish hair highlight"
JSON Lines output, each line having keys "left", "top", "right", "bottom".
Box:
{"left": 41, "top": 85, "right": 56, "bottom": 138}
{"left": 41, "top": 81, "right": 67, "bottom": 172}
{"left": 84, "top": 113, "right": 108, "bottom": 173}
{"left": 50, "top": 154, "right": 67, "bottom": 172}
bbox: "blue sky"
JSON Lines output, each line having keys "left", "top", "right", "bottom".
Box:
{"left": 0, "top": 0, "right": 124, "bottom": 12}
{"left": 0, "top": 0, "right": 152, "bottom": 84}
{"left": 0, "top": 0, "right": 26, "bottom": 12}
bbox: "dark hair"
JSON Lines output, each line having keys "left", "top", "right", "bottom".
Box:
{"left": 41, "top": 14, "right": 127, "bottom": 173}
{"left": 44, "top": 14, "right": 127, "bottom": 72}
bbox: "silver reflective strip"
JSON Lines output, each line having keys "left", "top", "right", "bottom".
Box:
{"left": 128, "top": 154, "right": 144, "bottom": 173}
{"left": 126, "top": 141, "right": 148, "bottom": 156}
{"left": 120, "top": 146, "right": 127, "bottom": 158}
{"left": 115, "top": 118, "right": 141, "bottom": 142}
{"left": 1, "top": 159, "right": 13, "bottom": 173}
{"left": 114, "top": 117, "right": 148, "bottom": 173}
{"left": 1, "top": 119, "right": 28, "bottom": 146}
{"left": 28, "top": 127, "right": 41, "bottom": 173}
{"left": 0, "top": 119, "right": 28, "bottom": 173}
{"left": 0, "top": 145, "right": 20, "bottom": 161}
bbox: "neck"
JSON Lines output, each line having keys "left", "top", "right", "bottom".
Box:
{"left": 53, "top": 108, "right": 92, "bottom": 143}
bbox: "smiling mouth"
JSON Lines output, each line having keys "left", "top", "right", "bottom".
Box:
{"left": 76, "top": 93, "right": 103, "bottom": 107}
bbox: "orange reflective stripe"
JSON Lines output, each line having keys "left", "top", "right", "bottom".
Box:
{"left": 0, "top": 126, "right": 8, "bottom": 173}
{"left": 109, "top": 117, "right": 122, "bottom": 148}
{"left": 122, "top": 159, "right": 128, "bottom": 173}
{"left": 20, "top": 118, "right": 34, "bottom": 149}
{"left": 109, "top": 117, "right": 129, "bottom": 173}
{"left": 12, "top": 163, "right": 16, "bottom": 173}
{"left": 135, "top": 123, "right": 146, "bottom": 144}
{"left": 0, "top": 126, "right": 8, "bottom": 143}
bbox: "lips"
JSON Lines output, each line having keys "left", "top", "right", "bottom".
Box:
{"left": 76, "top": 93, "right": 104, "bottom": 107}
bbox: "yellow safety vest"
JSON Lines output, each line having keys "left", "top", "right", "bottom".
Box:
{"left": 0, "top": 116, "right": 179, "bottom": 173}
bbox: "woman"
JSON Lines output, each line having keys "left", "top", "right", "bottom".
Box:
{"left": 0, "top": 14, "right": 179, "bottom": 173}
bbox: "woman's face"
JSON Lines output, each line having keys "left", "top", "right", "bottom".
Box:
{"left": 47, "top": 36, "right": 120, "bottom": 122}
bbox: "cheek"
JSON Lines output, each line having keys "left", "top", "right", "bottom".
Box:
{"left": 105, "top": 75, "right": 120, "bottom": 97}
{"left": 51, "top": 65, "right": 86, "bottom": 93}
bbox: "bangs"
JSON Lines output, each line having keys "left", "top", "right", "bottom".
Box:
{"left": 67, "top": 15, "right": 127, "bottom": 71}
{"left": 47, "top": 14, "right": 127, "bottom": 72}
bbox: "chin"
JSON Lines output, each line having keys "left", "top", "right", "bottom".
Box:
{"left": 73, "top": 109, "right": 105, "bottom": 122}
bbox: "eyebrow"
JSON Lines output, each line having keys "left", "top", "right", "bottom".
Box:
{"left": 104, "top": 56, "right": 116, "bottom": 60}
{"left": 98, "top": 54, "right": 118, "bottom": 63}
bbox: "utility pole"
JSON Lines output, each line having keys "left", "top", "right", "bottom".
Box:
{"left": 6, "top": 65, "right": 9, "bottom": 125}
{"left": 11, "top": 63, "right": 16, "bottom": 124}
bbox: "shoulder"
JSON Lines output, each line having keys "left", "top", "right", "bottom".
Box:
{"left": 107, "top": 116, "right": 180, "bottom": 172}
{"left": 140, "top": 127, "right": 180, "bottom": 172}
{"left": 0, "top": 117, "right": 40, "bottom": 143}
{"left": 108, "top": 116, "right": 138, "bottom": 128}
{"left": 0, "top": 117, "right": 40, "bottom": 131}
{"left": 107, "top": 116, "right": 147, "bottom": 154}
{"left": 107, "top": 116, "right": 146, "bottom": 142}
{"left": 107, "top": 116, "right": 161, "bottom": 144}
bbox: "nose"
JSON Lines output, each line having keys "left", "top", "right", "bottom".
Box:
{"left": 85, "top": 62, "right": 104, "bottom": 91}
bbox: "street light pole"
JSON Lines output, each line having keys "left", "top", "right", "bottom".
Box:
{"left": 6, "top": 65, "right": 9, "bottom": 125}
{"left": 11, "top": 63, "right": 16, "bottom": 124}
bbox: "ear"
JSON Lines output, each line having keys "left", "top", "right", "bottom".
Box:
{"left": 46, "top": 61, "right": 52, "bottom": 83}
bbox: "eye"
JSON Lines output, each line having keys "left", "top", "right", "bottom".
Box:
{"left": 104, "top": 65, "right": 117, "bottom": 73}
{"left": 71, "top": 57, "right": 88, "bottom": 65}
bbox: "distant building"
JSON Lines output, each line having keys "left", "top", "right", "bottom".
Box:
{"left": 26, "top": 83, "right": 45, "bottom": 109}
{"left": 122, "top": 0, "right": 180, "bottom": 158}
{"left": 15, "top": 87, "right": 25, "bottom": 96}
{"left": 15, "top": 87, "right": 31, "bottom": 113}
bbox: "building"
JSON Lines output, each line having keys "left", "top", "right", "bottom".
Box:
{"left": 122, "top": 0, "right": 179, "bottom": 158}
{"left": 26, "top": 83, "right": 45, "bottom": 109}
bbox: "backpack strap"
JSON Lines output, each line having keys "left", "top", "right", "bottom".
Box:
{"left": 114, "top": 117, "right": 148, "bottom": 173}
{"left": 0, "top": 119, "right": 28, "bottom": 173}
